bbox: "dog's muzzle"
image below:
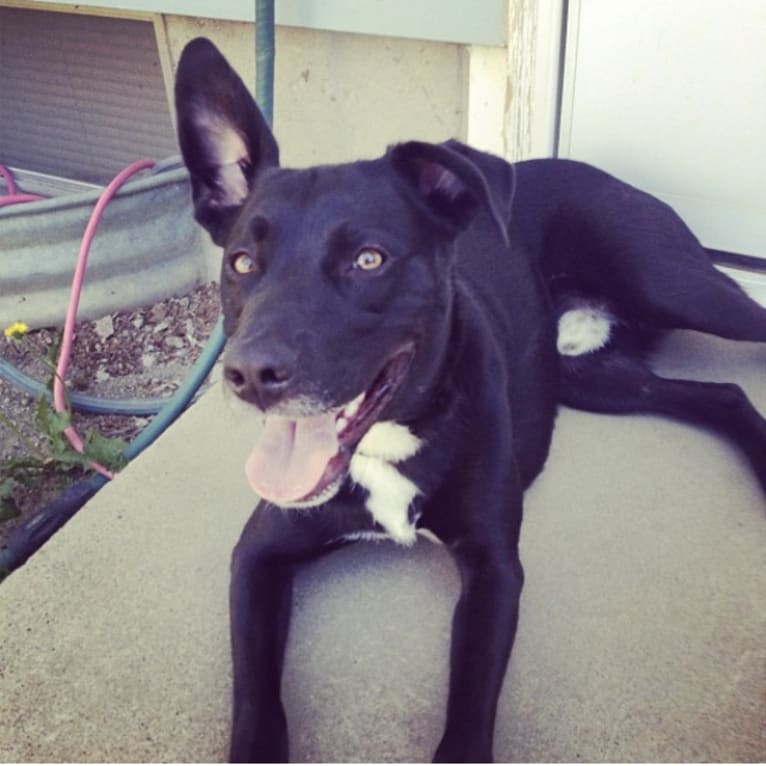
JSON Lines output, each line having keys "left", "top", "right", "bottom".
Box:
{"left": 242, "top": 344, "right": 415, "bottom": 507}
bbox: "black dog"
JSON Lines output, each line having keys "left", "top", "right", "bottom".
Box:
{"left": 174, "top": 38, "right": 766, "bottom": 762}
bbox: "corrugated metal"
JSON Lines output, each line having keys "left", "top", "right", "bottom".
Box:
{"left": 0, "top": 8, "right": 177, "bottom": 185}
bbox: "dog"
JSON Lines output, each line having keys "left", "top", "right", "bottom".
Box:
{"left": 174, "top": 37, "right": 766, "bottom": 762}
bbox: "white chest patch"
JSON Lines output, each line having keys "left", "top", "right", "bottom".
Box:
{"left": 557, "top": 306, "right": 614, "bottom": 356}
{"left": 349, "top": 421, "right": 423, "bottom": 545}
{"left": 355, "top": 420, "right": 422, "bottom": 462}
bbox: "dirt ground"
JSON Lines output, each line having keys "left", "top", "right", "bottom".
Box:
{"left": 0, "top": 282, "right": 221, "bottom": 549}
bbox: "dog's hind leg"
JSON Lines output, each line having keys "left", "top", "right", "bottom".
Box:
{"left": 559, "top": 349, "right": 766, "bottom": 494}
{"left": 548, "top": 171, "right": 766, "bottom": 343}
{"left": 623, "top": 260, "right": 766, "bottom": 344}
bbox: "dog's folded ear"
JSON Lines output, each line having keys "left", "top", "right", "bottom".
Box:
{"left": 388, "top": 141, "right": 510, "bottom": 247}
{"left": 174, "top": 37, "right": 279, "bottom": 245}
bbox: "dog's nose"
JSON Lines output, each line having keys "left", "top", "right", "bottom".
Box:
{"left": 224, "top": 346, "right": 296, "bottom": 410}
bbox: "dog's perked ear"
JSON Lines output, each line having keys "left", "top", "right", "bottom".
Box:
{"left": 174, "top": 37, "right": 279, "bottom": 245}
{"left": 387, "top": 141, "right": 510, "bottom": 247}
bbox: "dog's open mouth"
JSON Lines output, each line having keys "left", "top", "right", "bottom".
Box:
{"left": 244, "top": 345, "right": 414, "bottom": 507}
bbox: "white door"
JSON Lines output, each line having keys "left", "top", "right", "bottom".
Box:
{"left": 559, "top": 0, "right": 766, "bottom": 265}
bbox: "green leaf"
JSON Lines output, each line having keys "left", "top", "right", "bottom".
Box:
{"left": 83, "top": 431, "right": 128, "bottom": 472}
{"left": 0, "top": 476, "right": 18, "bottom": 496}
{"left": 2, "top": 460, "right": 38, "bottom": 479}
{"left": 36, "top": 398, "right": 74, "bottom": 458}
{"left": 42, "top": 332, "right": 64, "bottom": 387}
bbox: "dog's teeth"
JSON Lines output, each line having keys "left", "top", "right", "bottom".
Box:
{"left": 336, "top": 417, "right": 349, "bottom": 434}
{"left": 345, "top": 392, "right": 365, "bottom": 419}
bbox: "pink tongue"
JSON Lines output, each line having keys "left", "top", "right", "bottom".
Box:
{"left": 245, "top": 412, "right": 340, "bottom": 504}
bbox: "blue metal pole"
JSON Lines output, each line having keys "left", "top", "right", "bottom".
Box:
{"left": 256, "top": 0, "right": 275, "bottom": 126}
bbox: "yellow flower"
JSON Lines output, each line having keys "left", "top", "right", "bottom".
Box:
{"left": 4, "top": 321, "right": 29, "bottom": 339}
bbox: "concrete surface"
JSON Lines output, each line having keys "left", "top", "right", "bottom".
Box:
{"left": 1, "top": 330, "right": 764, "bottom": 763}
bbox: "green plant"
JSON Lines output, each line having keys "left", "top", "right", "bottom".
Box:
{"left": 0, "top": 323, "right": 127, "bottom": 522}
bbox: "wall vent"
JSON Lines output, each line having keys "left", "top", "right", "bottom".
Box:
{"left": 0, "top": 8, "right": 177, "bottom": 186}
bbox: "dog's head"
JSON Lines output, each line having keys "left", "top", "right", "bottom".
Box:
{"left": 175, "top": 38, "right": 509, "bottom": 508}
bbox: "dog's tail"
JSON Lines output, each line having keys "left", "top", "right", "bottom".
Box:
{"left": 707, "top": 248, "right": 766, "bottom": 273}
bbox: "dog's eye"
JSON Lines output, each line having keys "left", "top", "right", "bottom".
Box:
{"left": 354, "top": 248, "right": 386, "bottom": 271}
{"left": 230, "top": 251, "right": 256, "bottom": 275}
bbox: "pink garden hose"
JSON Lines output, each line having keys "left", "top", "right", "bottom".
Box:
{"left": 0, "top": 164, "right": 45, "bottom": 206}
{"left": 1, "top": 160, "right": 155, "bottom": 479}
{"left": 52, "top": 160, "right": 156, "bottom": 478}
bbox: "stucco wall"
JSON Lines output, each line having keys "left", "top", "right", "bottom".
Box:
{"left": 158, "top": 16, "right": 469, "bottom": 168}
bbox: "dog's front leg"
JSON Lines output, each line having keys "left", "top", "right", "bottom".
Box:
{"left": 435, "top": 542, "right": 523, "bottom": 763}
{"left": 230, "top": 549, "right": 292, "bottom": 762}
{"left": 228, "top": 503, "right": 326, "bottom": 763}
{"left": 429, "top": 481, "right": 525, "bottom": 763}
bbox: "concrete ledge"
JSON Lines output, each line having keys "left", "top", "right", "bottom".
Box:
{"left": 1, "top": 331, "right": 764, "bottom": 762}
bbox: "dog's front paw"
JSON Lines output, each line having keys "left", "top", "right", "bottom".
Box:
{"left": 230, "top": 733, "right": 287, "bottom": 764}
{"left": 229, "top": 706, "right": 288, "bottom": 763}
{"left": 433, "top": 734, "right": 493, "bottom": 763}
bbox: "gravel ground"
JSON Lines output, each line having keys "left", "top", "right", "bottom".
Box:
{"left": 0, "top": 282, "right": 221, "bottom": 549}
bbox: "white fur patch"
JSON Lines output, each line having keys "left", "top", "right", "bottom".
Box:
{"left": 194, "top": 107, "right": 248, "bottom": 164}
{"left": 349, "top": 454, "right": 420, "bottom": 545}
{"left": 264, "top": 394, "right": 334, "bottom": 420}
{"left": 355, "top": 420, "right": 422, "bottom": 462}
{"left": 417, "top": 528, "right": 443, "bottom": 545}
{"left": 337, "top": 530, "right": 392, "bottom": 544}
{"left": 557, "top": 306, "right": 613, "bottom": 356}
{"left": 349, "top": 422, "right": 423, "bottom": 545}
{"left": 337, "top": 528, "right": 443, "bottom": 545}
{"left": 193, "top": 106, "right": 250, "bottom": 204}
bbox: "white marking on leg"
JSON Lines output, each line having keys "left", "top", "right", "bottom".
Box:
{"left": 557, "top": 306, "right": 614, "bottom": 356}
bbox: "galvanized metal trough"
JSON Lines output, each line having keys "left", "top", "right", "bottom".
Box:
{"left": 0, "top": 166, "right": 211, "bottom": 329}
